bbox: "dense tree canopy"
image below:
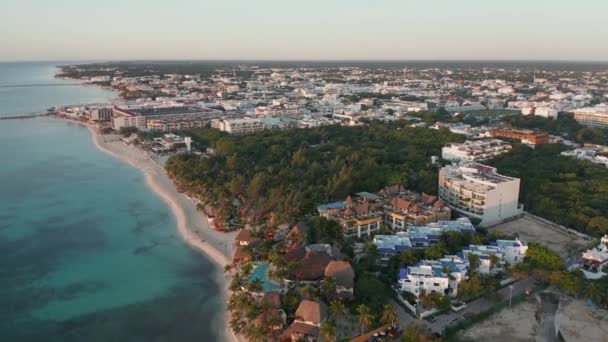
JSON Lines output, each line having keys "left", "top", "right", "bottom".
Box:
{"left": 165, "top": 122, "right": 463, "bottom": 225}
{"left": 488, "top": 144, "right": 608, "bottom": 236}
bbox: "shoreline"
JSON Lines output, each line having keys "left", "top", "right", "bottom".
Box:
{"left": 54, "top": 117, "right": 239, "bottom": 342}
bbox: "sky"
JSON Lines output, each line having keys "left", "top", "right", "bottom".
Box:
{"left": 1, "top": 0, "right": 607, "bottom": 61}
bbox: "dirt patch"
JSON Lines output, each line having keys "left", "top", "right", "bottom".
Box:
{"left": 457, "top": 300, "right": 538, "bottom": 341}
{"left": 489, "top": 215, "right": 588, "bottom": 261}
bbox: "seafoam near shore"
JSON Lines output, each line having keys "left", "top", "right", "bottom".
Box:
{"left": 74, "top": 121, "right": 239, "bottom": 341}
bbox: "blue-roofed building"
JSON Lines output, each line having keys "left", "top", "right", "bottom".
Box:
{"left": 373, "top": 233, "right": 412, "bottom": 265}
{"left": 461, "top": 238, "right": 527, "bottom": 274}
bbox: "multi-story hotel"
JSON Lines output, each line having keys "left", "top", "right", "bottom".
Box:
{"left": 573, "top": 105, "right": 608, "bottom": 128}
{"left": 111, "top": 108, "right": 147, "bottom": 130}
{"left": 211, "top": 117, "right": 266, "bottom": 135}
{"left": 438, "top": 162, "right": 522, "bottom": 226}
{"left": 317, "top": 194, "right": 383, "bottom": 238}
{"left": 442, "top": 139, "right": 512, "bottom": 162}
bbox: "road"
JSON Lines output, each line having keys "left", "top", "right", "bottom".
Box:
{"left": 390, "top": 276, "right": 539, "bottom": 336}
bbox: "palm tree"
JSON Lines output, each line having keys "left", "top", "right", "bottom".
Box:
{"left": 329, "top": 299, "right": 346, "bottom": 323}
{"left": 321, "top": 276, "right": 337, "bottom": 300}
{"left": 302, "top": 285, "right": 318, "bottom": 300}
{"left": 320, "top": 322, "right": 337, "bottom": 342}
{"left": 489, "top": 254, "right": 501, "bottom": 270}
{"left": 381, "top": 304, "right": 397, "bottom": 326}
{"left": 356, "top": 304, "right": 374, "bottom": 335}
{"left": 243, "top": 325, "right": 266, "bottom": 342}
{"left": 224, "top": 263, "right": 233, "bottom": 275}
{"left": 247, "top": 279, "right": 264, "bottom": 293}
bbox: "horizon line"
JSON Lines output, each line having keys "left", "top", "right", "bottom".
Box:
{"left": 2, "top": 58, "right": 608, "bottom": 64}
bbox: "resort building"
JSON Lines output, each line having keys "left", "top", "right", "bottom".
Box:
{"left": 324, "top": 261, "right": 355, "bottom": 300}
{"left": 382, "top": 191, "right": 451, "bottom": 230}
{"left": 573, "top": 105, "right": 608, "bottom": 128}
{"left": 281, "top": 300, "right": 328, "bottom": 342}
{"left": 111, "top": 108, "right": 147, "bottom": 130}
{"left": 441, "top": 139, "right": 512, "bottom": 162}
{"left": 88, "top": 107, "right": 113, "bottom": 121}
{"left": 438, "top": 162, "right": 522, "bottom": 226}
{"left": 317, "top": 194, "right": 383, "bottom": 239}
{"left": 398, "top": 256, "right": 468, "bottom": 297}
{"left": 580, "top": 235, "right": 608, "bottom": 279}
{"left": 489, "top": 128, "right": 550, "bottom": 146}
{"left": 210, "top": 117, "right": 265, "bottom": 135}
{"left": 373, "top": 233, "right": 413, "bottom": 265}
{"left": 318, "top": 187, "right": 452, "bottom": 238}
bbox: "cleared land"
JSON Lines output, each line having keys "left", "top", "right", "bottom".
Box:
{"left": 489, "top": 215, "right": 589, "bottom": 261}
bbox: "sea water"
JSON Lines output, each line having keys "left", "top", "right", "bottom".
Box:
{"left": 0, "top": 62, "right": 223, "bottom": 341}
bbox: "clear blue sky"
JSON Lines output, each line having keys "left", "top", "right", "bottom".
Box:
{"left": 2, "top": 0, "right": 607, "bottom": 61}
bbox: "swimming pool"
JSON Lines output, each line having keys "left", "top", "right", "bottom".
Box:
{"left": 248, "top": 263, "right": 280, "bottom": 292}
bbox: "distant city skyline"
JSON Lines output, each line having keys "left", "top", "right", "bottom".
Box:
{"left": 2, "top": 0, "right": 608, "bottom": 62}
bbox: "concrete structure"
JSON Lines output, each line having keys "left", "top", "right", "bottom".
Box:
{"left": 573, "top": 105, "right": 608, "bottom": 128}
{"left": 442, "top": 139, "right": 512, "bottom": 162}
{"left": 438, "top": 163, "right": 522, "bottom": 226}
{"left": 211, "top": 117, "right": 265, "bottom": 135}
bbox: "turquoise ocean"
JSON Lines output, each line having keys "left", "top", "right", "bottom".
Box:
{"left": 0, "top": 62, "right": 223, "bottom": 341}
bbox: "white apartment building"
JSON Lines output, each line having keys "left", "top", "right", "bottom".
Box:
{"left": 88, "top": 108, "right": 113, "bottom": 121}
{"left": 398, "top": 256, "right": 468, "bottom": 297}
{"left": 438, "top": 163, "right": 522, "bottom": 226}
{"left": 210, "top": 117, "right": 265, "bottom": 135}
{"left": 462, "top": 238, "right": 528, "bottom": 274}
{"left": 574, "top": 105, "right": 608, "bottom": 128}
{"left": 442, "top": 139, "right": 512, "bottom": 162}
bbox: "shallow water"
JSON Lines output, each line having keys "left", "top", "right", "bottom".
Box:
{"left": 0, "top": 63, "right": 223, "bottom": 341}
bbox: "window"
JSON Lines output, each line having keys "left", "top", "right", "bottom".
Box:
{"left": 433, "top": 283, "right": 440, "bottom": 286}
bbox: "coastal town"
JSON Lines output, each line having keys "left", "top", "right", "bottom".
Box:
{"left": 51, "top": 61, "right": 608, "bottom": 342}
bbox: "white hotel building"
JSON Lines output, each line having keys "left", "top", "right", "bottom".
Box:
{"left": 439, "top": 163, "right": 522, "bottom": 226}
{"left": 442, "top": 139, "right": 512, "bottom": 163}
{"left": 210, "top": 117, "right": 265, "bottom": 135}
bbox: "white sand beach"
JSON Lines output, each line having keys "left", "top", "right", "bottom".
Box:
{"left": 70, "top": 121, "right": 240, "bottom": 342}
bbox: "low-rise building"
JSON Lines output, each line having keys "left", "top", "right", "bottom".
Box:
{"left": 324, "top": 261, "right": 355, "bottom": 299}
{"left": 461, "top": 238, "right": 528, "bottom": 274}
{"left": 281, "top": 300, "right": 328, "bottom": 342}
{"left": 442, "top": 139, "right": 512, "bottom": 162}
{"left": 439, "top": 162, "right": 522, "bottom": 226}
{"left": 489, "top": 128, "right": 550, "bottom": 146}
{"left": 580, "top": 235, "right": 608, "bottom": 279}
